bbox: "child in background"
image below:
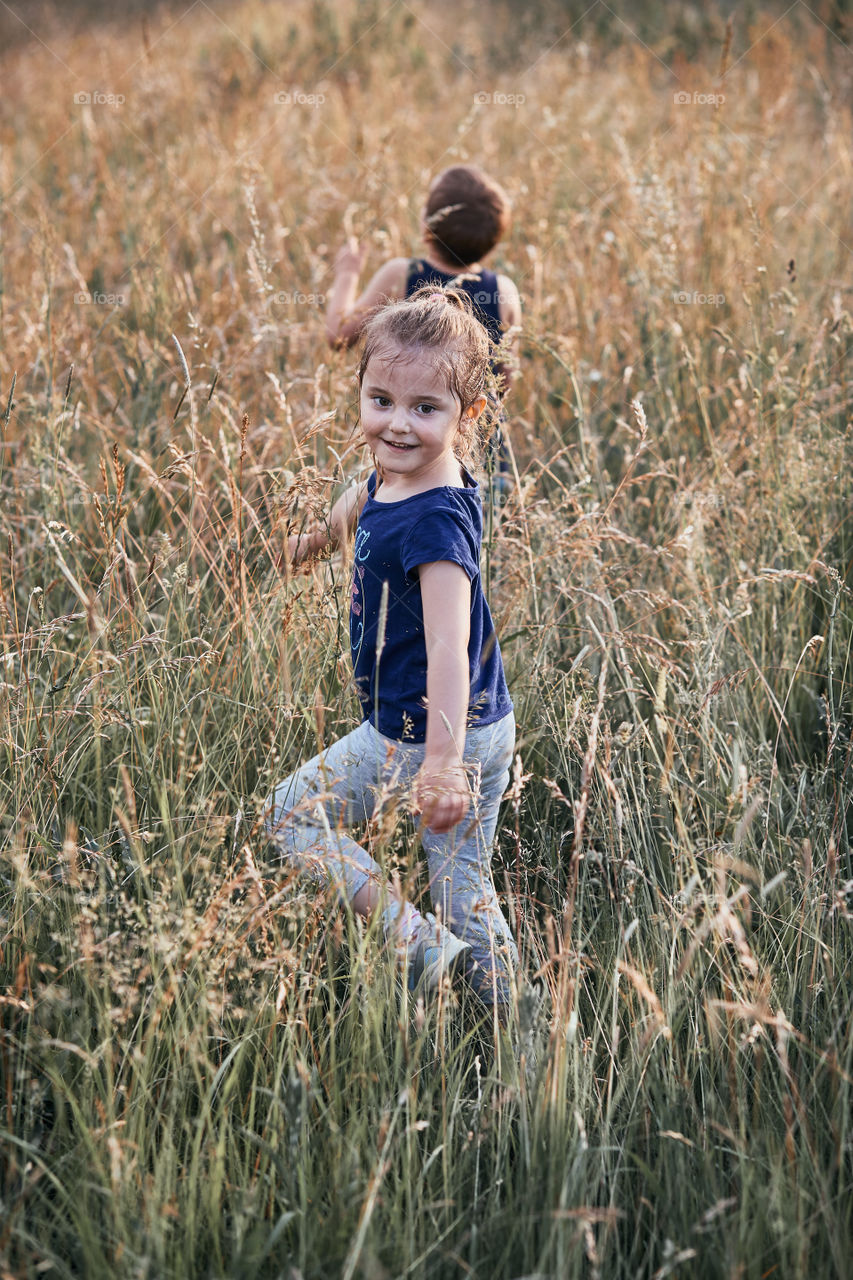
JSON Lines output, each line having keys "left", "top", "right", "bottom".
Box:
{"left": 325, "top": 165, "right": 522, "bottom": 487}
{"left": 265, "top": 287, "right": 518, "bottom": 1012}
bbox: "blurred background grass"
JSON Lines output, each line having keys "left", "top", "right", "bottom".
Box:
{"left": 1, "top": 1, "right": 851, "bottom": 1276}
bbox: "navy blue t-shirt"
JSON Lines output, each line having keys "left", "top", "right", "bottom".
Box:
{"left": 349, "top": 471, "right": 512, "bottom": 741}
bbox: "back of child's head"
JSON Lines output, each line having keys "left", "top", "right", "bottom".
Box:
{"left": 357, "top": 286, "right": 491, "bottom": 463}
{"left": 423, "top": 165, "right": 511, "bottom": 268}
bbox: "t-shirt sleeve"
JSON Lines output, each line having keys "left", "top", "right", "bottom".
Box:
{"left": 401, "top": 507, "right": 480, "bottom": 581}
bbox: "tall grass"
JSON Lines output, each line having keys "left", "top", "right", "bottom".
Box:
{"left": 1, "top": 1, "right": 851, "bottom": 1276}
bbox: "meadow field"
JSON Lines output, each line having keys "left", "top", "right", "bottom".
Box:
{"left": 1, "top": 0, "right": 852, "bottom": 1275}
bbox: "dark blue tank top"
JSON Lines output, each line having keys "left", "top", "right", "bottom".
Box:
{"left": 405, "top": 260, "right": 504, "bottom": 349}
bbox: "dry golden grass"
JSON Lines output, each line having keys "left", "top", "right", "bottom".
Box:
{"left": 1, "top": 3, "right": 851, "bottom": 1277}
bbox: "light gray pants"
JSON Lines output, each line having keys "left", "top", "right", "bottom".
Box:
{"left": 264, "top": 713, "right": 518, "bottom": 1005}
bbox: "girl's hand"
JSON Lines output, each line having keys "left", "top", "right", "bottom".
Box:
{"left": 278, "top": 483, "right": 367, "bottom": 573}
{"left": 279, "top": 526, "right": 324, "bottom": 573}
{"left": 333, "top": 237, "right": 366, "bottom": 278}
{"left": 414, "top": 761, "right": 470, "bottom": 834}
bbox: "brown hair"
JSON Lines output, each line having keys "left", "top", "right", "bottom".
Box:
{"left": 423, "top": 165, "right": 511, "bottom": 268}
{"left": 356, "top": 286, "right": 492, "bottom": 465}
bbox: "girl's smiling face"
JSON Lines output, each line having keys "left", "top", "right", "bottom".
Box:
{"left": 359, "top": 342, "right": 485, "bottom": 496}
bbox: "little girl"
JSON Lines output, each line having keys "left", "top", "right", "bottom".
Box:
{"left": 264, "top": 287, "right": 517, "bottom": 1010}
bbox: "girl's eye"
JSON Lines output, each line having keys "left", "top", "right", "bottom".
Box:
{"left": 417, "top": 403, "right": 437, "bottom": 415}
{"left": 373, "top": 396, "right": 392, "bottom": 408}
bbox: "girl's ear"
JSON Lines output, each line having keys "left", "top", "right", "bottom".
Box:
{"left": 465, "top": 396, "right": 488, "bottom": 421}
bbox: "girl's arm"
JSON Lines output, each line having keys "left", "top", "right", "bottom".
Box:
{"left": 415, "top": 560, "right": 472, "bottom": 834}
{"left": 283, "top": 479, "right": 368, "bottom": 569}
{"left": 325, "top": 241, "right": 409, "bottom": 348}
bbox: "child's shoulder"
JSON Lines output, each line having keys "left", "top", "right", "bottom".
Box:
{"left": 364, "top": 256, "right": 411, "bottom": 300}
{"left": 492, "top": 270, "right": 522, "bottom": 328}
{"left": 419, "top": 476, "right": 484, "bottom": 534}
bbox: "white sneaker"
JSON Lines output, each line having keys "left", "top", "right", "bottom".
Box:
{"left": 405, "top": 913, "right": 471, "bottom": 992}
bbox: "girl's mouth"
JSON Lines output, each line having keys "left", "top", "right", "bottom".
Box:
{"left": 383, "top": 439, "right": 416, "bottom": 451}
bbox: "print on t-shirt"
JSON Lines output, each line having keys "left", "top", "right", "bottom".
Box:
{"left": 350, "top": 525, "right": 371, "bottom": 677}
